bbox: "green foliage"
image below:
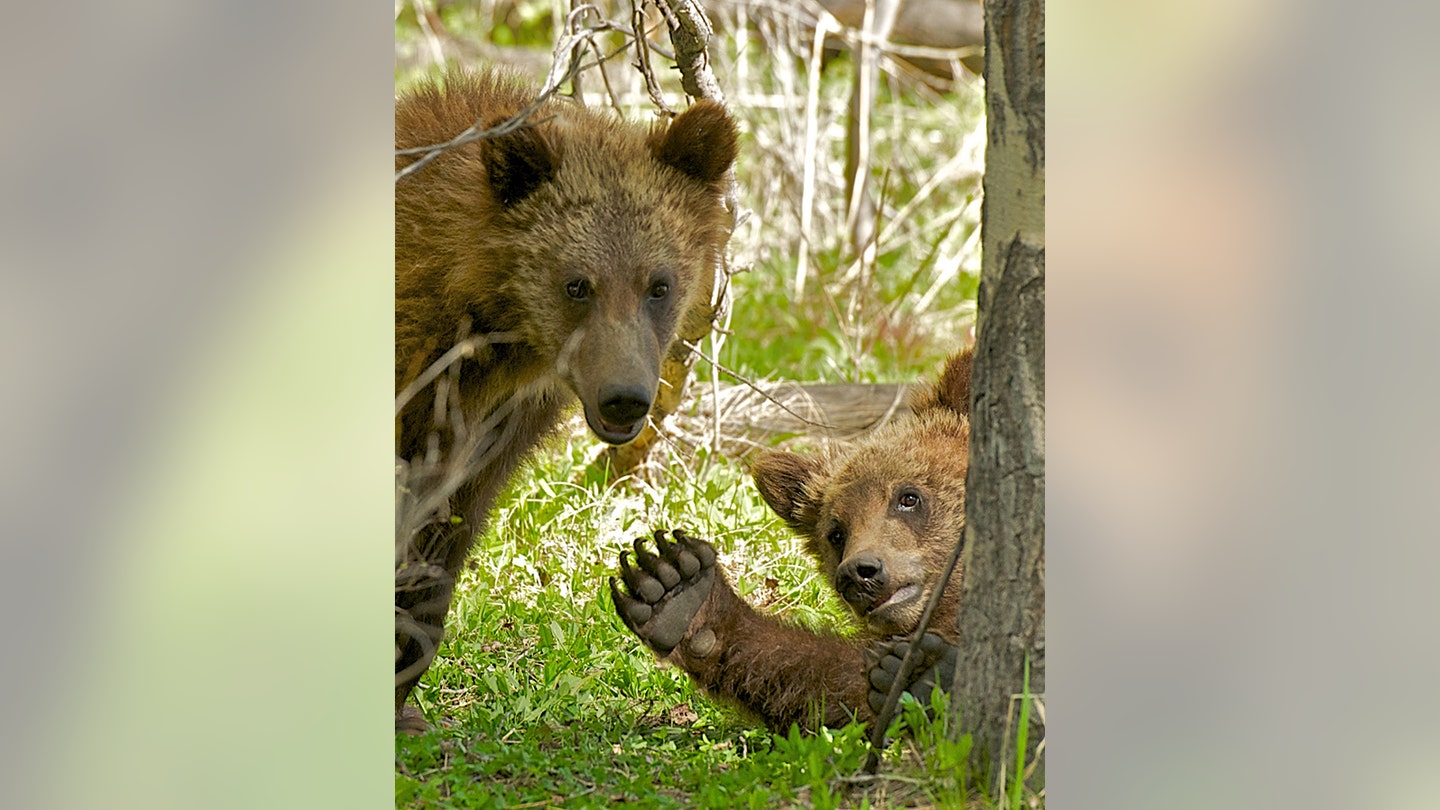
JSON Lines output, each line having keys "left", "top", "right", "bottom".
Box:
{"left": 395, "top": 434, "right": 1042, "bottom": 807}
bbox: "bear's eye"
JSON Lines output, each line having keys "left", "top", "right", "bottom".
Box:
{"left": 826, "top": 526, "right": 845, "bottom": 550}
{"left": 565, "top": 279, "right": 592, "bottom": 301}
{"left": 896, "top": 490, "right": 922, "bottom": 511}
{"left": 648, "top": 281, "right": 670, "bottom": 300}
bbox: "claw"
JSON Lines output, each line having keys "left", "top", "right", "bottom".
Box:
{"left": 619, "top": 551, "right": 665, "bottom": 604}
{"left": 673, "top": 547, "right": 700, "bottom": 578}
{"left": 634, "top": 537, "right": 681, "bottom": 589}
{"left": 674, "top": 529, "right": 716, "bottom": 567}
{"left": 651, "top": 532, "right": 687, "bottom": 581}
{"left": 609, "top": 576, "right": 652, "bottom": 629}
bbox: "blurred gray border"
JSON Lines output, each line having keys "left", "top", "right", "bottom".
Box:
{"left": 0, "top": 2, "right": 392, "bottom": 808}
{"left": 4, "top": 1, "right": 1439, "bottom": 807}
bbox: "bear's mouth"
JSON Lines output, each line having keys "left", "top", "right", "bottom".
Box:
{"left": 870, "top": 583, "right": 922, "bottom": 615}
{"left": 584, "top": 407, "right": 646, "bottom": 445}
{"left": 861, "top": 583, "right": 927, "bottom": 635}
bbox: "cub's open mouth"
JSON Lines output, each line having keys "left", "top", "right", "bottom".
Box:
{"left": 868, "top": 584, "right": 922, "bottom": 615}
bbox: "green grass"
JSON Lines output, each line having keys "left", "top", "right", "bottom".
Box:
{"left": 395, "top": 432, "right": 1039, "bottom": 808}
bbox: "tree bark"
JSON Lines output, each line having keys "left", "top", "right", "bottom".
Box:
{"left": 949, "top": 0, "right": 1044, "bottom": 789}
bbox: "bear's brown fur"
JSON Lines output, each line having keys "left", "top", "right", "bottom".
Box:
{"left": 396, "top": 69, "right": 738, "bottom": 722}
{"left": 612, "top": 349, "right": 972, "bottom": 730}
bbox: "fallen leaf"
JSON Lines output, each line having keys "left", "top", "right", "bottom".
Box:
{"left": 667, "top": 703, "right": 698, "bottom": 725}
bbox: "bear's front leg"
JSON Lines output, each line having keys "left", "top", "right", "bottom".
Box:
{"left": 609, "top": 529, "right": 718, "bottom": 657}
{"left": 612, "top": 528, "right": 872, "bottom": 731}
{"left": 866, "top": 632, "right": 959, "bottom": 717}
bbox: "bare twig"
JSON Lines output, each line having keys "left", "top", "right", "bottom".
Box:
{"left": 862, "top": 522, "right": 965, "bottom": 774}
{"left": 395, "top": 7, "right": 618, "bottom": 182}
{"left": 794, "top": 10, "right": 834, "bottom": 299}
{"left": 588, "top": 37, "right": 624, "bottom": 111}
{"left": 630, "top": 0, "right": 677, "bottom": 115}
{"left": 680, "top": 339, "right": 854, "bottom": 432}
{"left": 653, "top": 0, "right": 726, "bottom": 104}
{"left": 410, "top": 0, "right": 445, "bottom": 66}
{"left": 394, "top": 332, "right": 520, "bottom": 416}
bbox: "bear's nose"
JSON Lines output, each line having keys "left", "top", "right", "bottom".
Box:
{"left": 836, "top": 554, "right": 888, "bottom": 606}
{"left": 597, "top": 386, "right": 652, "bottom": 426}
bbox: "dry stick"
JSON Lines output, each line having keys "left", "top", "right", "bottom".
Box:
{"left": 679, "top": 339, "right": 857, "bottom": 433}
{"left": 589, "top": 36, "right": 624, "bottom": 111}
{"left": 875, "top": 150, "right": 979, "bottom": 248}
{"left": 630, "top": 0, "right": 676, "bottom": 115}
{"left": 876, "top": 210, "right": 973, "bottom": 329}
{"left": 395, "top": 6, "right": 614, "bottom": 181}
{"left": 861, "top": 523, "right": 965, "bottom": 775}
{"left": 653, "top": 0, "right": 726, "bottom": 104}
{"left": 394, "top": 332, "right": 520, "bottom": 416}
{"left": 410, "top": 0, "right": 445, "bottom": 66}
{"left": 913, "top": 212, "right": 981, "bottom": 313}
{"left": 723, "top": 0, "right": 980, "bottom": 67}
{"left": 794, "top": 11, "right": 833, "bottom": 300}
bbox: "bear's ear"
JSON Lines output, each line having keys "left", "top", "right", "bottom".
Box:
{"left": 483, "top": 122, "right": 558, "bottom": 206}
{"left": 649, "top": 101, "right": 738, "bottom": 185}
{"left": 750, "top": 450, "right": 823, "bottom": 533}
{"left": 913, "top": 347, "right": 974, "bottom": 417}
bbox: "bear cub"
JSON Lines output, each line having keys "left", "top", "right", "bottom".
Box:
{"left": 395, "top": 69, "right": 738, "bottom": 725}
{"left": 612, "top": 349, "right": 973, "bottom": 730}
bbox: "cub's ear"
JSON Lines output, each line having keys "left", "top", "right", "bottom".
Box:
{"left": 649, "top": 101, "right": 738, "bottom": 185}
{"left": 913, "top": 347, "right": 974, "bottom": 417}
{"left": 750, "top": 450, "right": 823, "bottom": 534}
{"left": 483, "top": 122, "right": 558, "bottom": 206}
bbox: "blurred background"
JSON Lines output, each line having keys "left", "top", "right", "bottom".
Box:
{"left": 3, "top": 0, "right": 1440, "bottom": 808}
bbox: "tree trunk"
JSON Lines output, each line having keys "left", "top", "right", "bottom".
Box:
{"left": 949, "top": 0, "right": 1044, "bottom": 790}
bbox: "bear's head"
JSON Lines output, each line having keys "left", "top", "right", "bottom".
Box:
{"left": 477, "top": 98, "right": 739, "bottom": 445}
{"left": 750, "top": 350, "right": 972, "bottom": 637}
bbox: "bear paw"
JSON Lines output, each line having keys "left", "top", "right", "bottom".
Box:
{"left": 866, "top": 632, "right": 958, "bottom": 716}
{"left": 609, "top": 529, "right": 717, "bottom": 657}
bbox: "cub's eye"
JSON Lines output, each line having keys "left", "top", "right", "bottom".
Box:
{"left": 648, "top": 281, "right": 670, "bottom": 300}
{"left": 826, "top": 526, "right": 845, "bottom": 549}
{"left": 565, "top": 279, "right": 592, "bottom": 301}
{"left": 896, "top": 490, "right": 922, "bottom": 511}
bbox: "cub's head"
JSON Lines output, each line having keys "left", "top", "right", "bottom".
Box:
{"left": 750, "top": 350, "right": 972, "bottom": 636}
{"left": 478, "top": 97, "right": 738, "bottom": 445}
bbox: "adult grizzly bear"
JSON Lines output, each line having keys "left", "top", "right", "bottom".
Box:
{"left": 396, "top": 69, "right": 738, "bottom": 726}
{"left": 611, "top": 349, "right": 972, "bottom": 730}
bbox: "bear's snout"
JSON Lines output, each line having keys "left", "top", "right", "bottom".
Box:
{"left": 597, "top": 384, "right": 652, "bottom": 427}
{"left": 836, "top": 554, "right": 889, "bottom": 609}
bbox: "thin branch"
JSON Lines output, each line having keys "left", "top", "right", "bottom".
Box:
{"left": 410, "top": 0, "right": 445, "bottom": 66}
{"left": 394, "top": 332, "right": 520, "bottom": 416}
{"left": 630, "top": 0, "right": 677, "bottom": 115}
{"left": 680, "top": 339, "right": 858, "bottom": 432}
{"left": 861, "top": 521, "right": 966, "bottom": 774}
{"left": 653, "top": 0, "right": 726, "bottom": 104}
{"left": 794, "top": 11, "right": 834, "bottom": 299}
{"left": 395, "top": 7, "right": 618, "bottom": 181}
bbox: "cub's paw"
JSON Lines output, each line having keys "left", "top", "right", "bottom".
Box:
{"left": 866, "top": 632, "right": 959, "bottom": 716}
{"left": 609, "top": 529, "right": 717, "bottom": 657}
